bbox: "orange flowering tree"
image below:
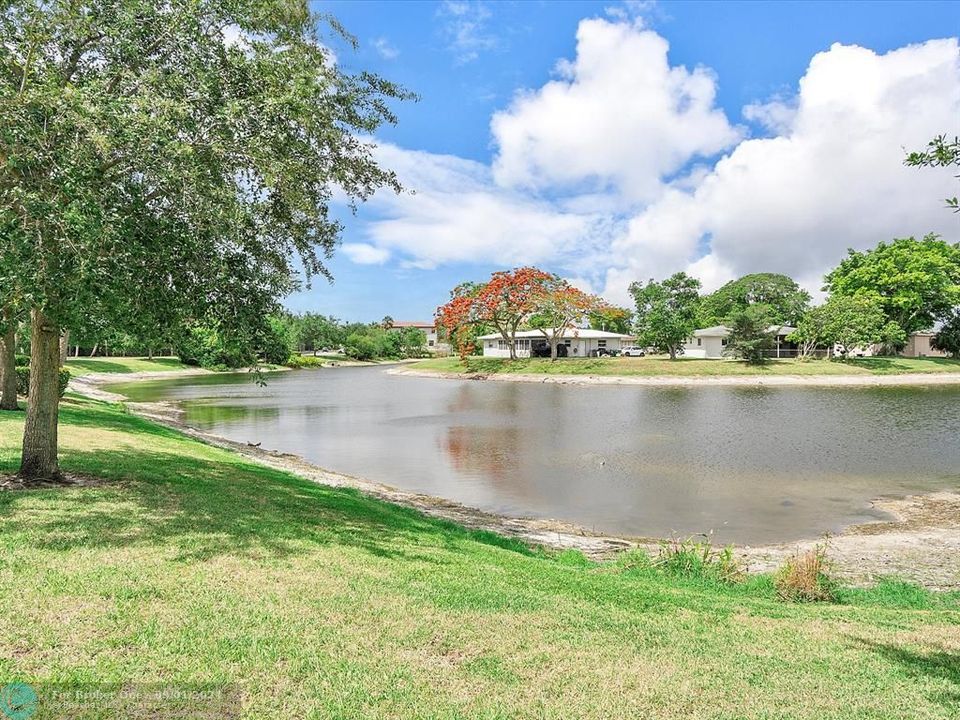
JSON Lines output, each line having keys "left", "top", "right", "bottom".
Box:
{"left": 436, "top": 267, "right": 554, "bottom": 360}
{"left": 529, "top": 279, "right": 606, "bottom": 360}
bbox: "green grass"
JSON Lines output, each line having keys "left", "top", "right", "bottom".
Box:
{"left": 416, "top": 355, "right": 960, "bottom": 377}
{"left": 0, "top": 399, "right": 958, "bottom": 718}
{"left": 66, "top": 356, "right": 189, "bottom": 376}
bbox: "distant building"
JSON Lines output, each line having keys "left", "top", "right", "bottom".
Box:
{"left": 389, "top": 321, "right": 443, "bottom": 350}
{"left": 901, "top": 331, "right": 948, "bottom": 358}
{"left": 478, "top": 328, "right": 634, "bottom": 358}
{"left": 683, "top": 325, "right": 798, "bottom": 359}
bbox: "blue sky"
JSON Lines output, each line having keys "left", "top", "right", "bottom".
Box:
{"left": 288, "top": 0, "right": 960, "bottom": 321}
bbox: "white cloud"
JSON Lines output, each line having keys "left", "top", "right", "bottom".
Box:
{"left": 491, "top": 18, "right": 742, "bottom": 203}
{"left": 372, "top": 37, "right": 399, "bottom": 60}
{"left": 437, "top": 1, "right": 497, "bottom": 64}
{"left": 361, "top": 144, "right": 608, "bottom": 269}
{"left": 342, "top": 243, "right": 390, "bottom": 265}
{"left": 341, "top": 17, "right": 959, "bottom": 311}
{"left": 602, "top": 38, "right": 960, "bottom": 301}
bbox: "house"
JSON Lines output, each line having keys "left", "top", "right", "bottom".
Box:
{"left": 901, "top": 330, "right": 948, "bottom": 358}
{"left": 478, "top": 328, "right": 634, "bottom": 358}
{"left": 389, "top": 321, "right": 445, "bottom": 351}
{"left": 682, "top": 325, "right": 798, "bottom": 359}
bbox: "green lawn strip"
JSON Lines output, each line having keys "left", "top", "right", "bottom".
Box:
{"left": 0, "top": 398, "right": 958, "bottom": 718}
{"left": 66, "top": 357, "right": 190, "bottom": 376}
{"left": 415, "top": 356, "right": 960, "bottom": 378}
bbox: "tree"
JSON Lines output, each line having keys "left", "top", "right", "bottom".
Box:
{"left": 629, "top": 272, "right": 701, "bottom": 360}
{"left": 905, "top": 134, "right": 959, "bottom": 212}
{"left": 1, "top": 2, "right": 411, "bottom": 479}
{"left": 0, "top": 308, "right": 19, "bottom": 410}
{"left": 823, "top": 236, "right": 960, "bottom": 338}
{"left": 698, "top": 273, "right": 810, "bottom": 327}
{"left": 931, "top": 312, "right": 960, "bottom": 358}
{"left": 528, "top": 279, "right": 605, "bottom": 360}
{"left": 787, "top": 306, "right": 832, "bottom": 359}
{"left": 588, "top": 306, "right": 632, "bottom": 334}
{"left": 724, "top": 305, "right": 776, "bottom": 364}
{"left": 812, "top": 295, "right": 906, "bottom": 357}
{"left": 436, "top": 268, "right": 554, "bottom": 361}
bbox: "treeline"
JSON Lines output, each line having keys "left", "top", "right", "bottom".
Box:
{"left": 7, "top": 313, "right": 430, "bottom": 371}
{"left": 631, "top": 234, "right": 960, "bottom": 362}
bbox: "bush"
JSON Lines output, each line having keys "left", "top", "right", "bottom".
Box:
{"left": 175, "top": 324, "right": 253, "bottom": 369}
{"left": 774, "top": 545, "right": 835, "bottom": 602}
{"left": 15, "top": 367, "right": 70, "bottom": 398}
{"left": 14, "top": 354, "right": 30, "bottom": 367}
{"left": 652, "top": 536, "right": 743, "bottom": 584}
{"left": 344, "top": 334, "right": 378, "bottom": 361}
{"left": 285, "top": 355, "right": 326, "bottom": 369}
{"left": 256, "top": 316, "right": 295, "bottom": 365}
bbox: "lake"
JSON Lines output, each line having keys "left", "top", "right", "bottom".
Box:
{"left": 108, "top": 367, "right": 960, "bottom": 544}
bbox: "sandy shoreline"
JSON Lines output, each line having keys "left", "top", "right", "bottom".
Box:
{"left": 391, "top": 365, "right": 960, "bottom": 387}
{"left": 70, "top": 368, "right": 960, "bottom": 589}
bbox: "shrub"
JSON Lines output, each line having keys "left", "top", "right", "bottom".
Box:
{"left": 652, "top": 536, "right": 743, "bottom": 584}
{"left": 15, "top": 367, "right": 70, "bottom": 398}
{"left": 175, "top": 324, "right": 254, "bottom": 369}
{"left": 774, "top": 545, "right": 835, "bottom": 602}
{"left": 285, "top": 355, "right": 326, "bottom": 369}
{"left": 14, "top": 354, "right": 30, "bottom": 367}
{"left": 344, "top": 334, "right": 378, "bottom": 361}
{"left": 256, "top": 316, "right": 295, "bottom": 365}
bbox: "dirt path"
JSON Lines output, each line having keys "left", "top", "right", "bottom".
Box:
{"left": 392, "top": 366, "right": 960, "bottom": 387}
{"left": 72, "top": 371, "right": 960, "bottom": 589}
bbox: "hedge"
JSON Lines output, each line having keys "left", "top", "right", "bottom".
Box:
{"left": 14, "top": 354, "right": 29, "bottom": 367}
{"left": 15, "top": 367, "right": 70, "bottom": 398}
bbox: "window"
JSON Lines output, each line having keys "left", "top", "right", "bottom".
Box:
{"left": 564, "top": 339, "right": 571, "bottom": 346}
{"left": 598, "top": 340, "right": 607, "bottom": 348}
{"left": 721, "top": 338, "right": 728, "bottom": 346}
{"left": 697, "top": 338, "right": 702, "bottom": 346}
{"left": 428, "top": 340, "right": 434, "bottom": 347}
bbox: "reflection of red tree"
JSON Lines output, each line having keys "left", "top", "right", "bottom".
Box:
{"left": 442, "top": 425, "right": 521, "bottom": 487}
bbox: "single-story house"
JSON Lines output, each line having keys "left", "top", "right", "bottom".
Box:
{"left": 478, "top": 328, "right": 634, "bottom": 358}
{"left": 901, "top": 330, "right": 948, "bottom": 358}
{"left": 682, "top": 325, "right": 798, "bottom": 359}
{"left": 389, "top": 321, "right": 445, "bottom": 351}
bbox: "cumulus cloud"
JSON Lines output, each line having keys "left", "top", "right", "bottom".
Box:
{"left": 602, "top": 38, "right": 960, "bottom": 301}
{"left": 342, "top": 15, "right": 959, "bottom": 310}
{"left": 361, "top": 144, "right": 611, "bottom": 269}
{"left": 491, "top": 18, "right": 742, "bottom": 203}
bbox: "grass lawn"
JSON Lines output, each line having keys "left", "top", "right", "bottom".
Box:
{"left": 0, "top": 399, "right": 958, "bottom": 717}
{"left": 66, "top": 356, "right": 189, "bottom": 376}
{"left": 416, "top": 355, "right": 960, "bottom": 377}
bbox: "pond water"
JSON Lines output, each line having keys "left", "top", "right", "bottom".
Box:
{"left": 108, "top": 367, "right": 960, "bottom": 544}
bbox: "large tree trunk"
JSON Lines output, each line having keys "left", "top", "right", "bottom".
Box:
{"left": 59, "top": 330, "right": 70, "bottom": 367}
{"left": 0, "top": 309, "right": 17, "bottom": 411}
{"left": 19, "top": 308, "right": 61, "bottom": 480}
{"left": 668, "top": 345, "right": 677, "bottom": 360}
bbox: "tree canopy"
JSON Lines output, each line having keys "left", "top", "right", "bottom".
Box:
{"left": 822, "top": 235, "right": 960, "bottom": 336}
{"left": 629, "top": 272, "right": 701, "bottom": 360}
{"left": 789, "top": 295, "right": 905, "bottom": 357}
{"left": 904, "top": 134, "right": 960, "bottom": 212}
{"left": 0, "top": 0, "right": 411, "bottom": 478}
{"left": 698, "top": 273, "right": 810, "bottom": 327}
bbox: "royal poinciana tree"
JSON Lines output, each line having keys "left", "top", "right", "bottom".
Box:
{"left": 0, "top": 0, "right": 411, "bottom": 479}
{"left": 436, "top": 268, "right": 554, "bottom": 360}
{"left": 529, "top": 279, "right": 606, "bottom": 360}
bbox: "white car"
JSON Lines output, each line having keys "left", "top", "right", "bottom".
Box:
{"left": 621, "top": 346, "right": 646, "bottom": 357}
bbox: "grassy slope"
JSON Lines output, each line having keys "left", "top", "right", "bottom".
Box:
{"left": 66, "top": 356, "right": 189, "bottom": 376}
{"left": 0, "top": 400, "right": 958, "bottom": 718}
{"left": 416, "top": 355, "right": 960, "bottom": 377}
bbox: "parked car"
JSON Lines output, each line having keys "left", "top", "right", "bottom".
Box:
{"left": 621, "top": 346, "right": 646, "bottom": 357}
{"left": 593, "top": 348, "right": 619, "bottom": 357}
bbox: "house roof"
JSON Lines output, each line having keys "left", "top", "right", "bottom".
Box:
{"left": 693, "top": 325, "right": 797, "bottom": 337}
{"left": 477, "top": 328, "right": 633, "bottom": 340}
{"left": 389, "top": 321, "right": 435, "bottom": 329}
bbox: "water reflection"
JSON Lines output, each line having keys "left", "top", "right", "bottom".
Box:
{"left": 108, "top": 368, "right": 960, "bottom": 544}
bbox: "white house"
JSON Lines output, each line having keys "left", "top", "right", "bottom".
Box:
{"left": 389, "top": 321, "right": 446, "bottom": 351}
{"left": 478, "top": 328, "right": 634, "bottom": 358}
{"left": 682, "top": 325, "right": 798, "bottom": 359}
